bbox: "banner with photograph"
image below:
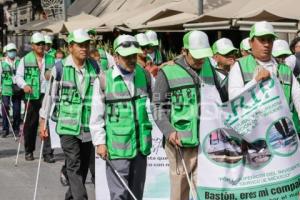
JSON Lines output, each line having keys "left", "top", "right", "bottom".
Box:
{"left": 198, "top": 78, "right": 300, "bottom": 200}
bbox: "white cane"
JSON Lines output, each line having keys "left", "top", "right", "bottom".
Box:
{"left": 106, "top": 159, "right": 138, "bottom": 200}
{"left": 176, "top": 147, "right": 199, "bottom": 200}
{"left": 33, "top": 138, "right": 44, "bottom": 200}
{"left": 1, "top": 101, "right": 17, "bottom": 141}
{"left": 15, "top": 97, "right": 30, "bottom": 167}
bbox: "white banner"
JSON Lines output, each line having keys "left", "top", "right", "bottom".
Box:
{"left": 96, "top": 100, "right": 170, "bottom": 200}
{"left": 197, "top": 78, "right": 300, "bottom": 200}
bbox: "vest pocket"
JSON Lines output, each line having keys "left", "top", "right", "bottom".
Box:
{"left": 107, "top": 125, "right": 136, "bottom": 159}
{"left": 139, "top": 123, "right": 152, "bottom": 155}
{"left": 56, "top": 104, "right": 81, "bottom": 135}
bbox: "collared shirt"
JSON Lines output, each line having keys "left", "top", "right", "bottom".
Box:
{"left": 39, "top": 55, "right": 92, "bottom": 142}
{"left": 16, "top": 52, "right": 48, "bottom": 93}
{"left": 89, "top": 65, "right": 137, "bottom": 146}
{"left": 228, "top": 57, "right": 300, "bottom": 118}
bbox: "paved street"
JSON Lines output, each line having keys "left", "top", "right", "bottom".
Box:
{"left": 0, "top": 134, "right": 95, "bottom": 200}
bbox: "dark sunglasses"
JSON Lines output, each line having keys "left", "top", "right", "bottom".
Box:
{"left": 116, "top": 41, "right": 139, "bottom": 49}
{"left": 35, "top": 42, "right": 45, "bottom": 46}
{"left": 141, "top": 45, "right": 150, "bottom": 50}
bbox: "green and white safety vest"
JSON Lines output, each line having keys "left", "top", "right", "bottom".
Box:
{"left": 161, "top": 58, "right": 216, "bottom": 147}
{"left": 98, "top": 48, "right": 108, "bottom": 71}
{"left": 0, "top": 59, "right": 20, "bottom": 96}
{"left": 23, "top": 51, "right": 55, "bottom": 100}
{"left": 47, "top": 48, "right": 56, "bottom": 58}
{"left": 105, "top": 65, "right": 152, "bottom": 159}
{"left": 56, "top": 60, "right": 98, "bottom": 136}
{"left": 238, "top": 54, "right": 300, "bottom": 133}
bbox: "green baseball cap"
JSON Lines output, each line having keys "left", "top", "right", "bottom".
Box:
{"left": 272, "top": 39, "right": 292, "bottom": 57}
{"left": 212, "top": 38, "right": 237, "bottom": 55}
{"left": 68, "top": 29, "right": 91, "bottom": 44}
{"left": 31, "top": 32, "right": 45, "bottom": 44}
{"left": 240, "top": 37, "right": 251, "bottom": 51}
{"left": 183, "top": 31, "right": 213, "bottom": 59}
{"left": 113, "top": 35, "right": 142, "bottom": 56}
{"left": 145, "top": 30, "right": 159, "bottom": 46}
{"left": 249, "top": 21, "right": 277, "bottom": 40}
{"left": 135, "top": 33, "right": 150, "bottom": 47}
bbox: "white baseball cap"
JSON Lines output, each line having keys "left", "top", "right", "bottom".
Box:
{"left": 240, "top": 37, "right": 251, "bottom": 51}
{"left": 113, "top": 35, "right": 142, "bottom": 56}
{"left": 31, "top": 32, "right": 45, "bottom": 44}
{"left": 183, "top": 30, "right": 213, "bottom": 59}
{"left": 212, "top": 38, "right": 237, "bottom": 55}
{"left": 250, "top": 21, "right": 276, "bottom": 39}
{"left": 6, "top": 43, "right": 17, "bottom": 51}
{"left": 145, "top": 30, "right": 159, "bottom": 46}
{"left": 135, "top": 33, "right": 150, "bottom": 47}
{"left": 44, "top": 35, "right": 53, "bottom": 44}
{"left": 68, "top": 29, "right": 91, "bottom": 44}
{"left": 272, "top": 39, "right": 292, "bottom": 57}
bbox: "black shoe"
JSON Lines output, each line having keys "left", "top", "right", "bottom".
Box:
{"left": 1, "top": 130, "right": 9, "bottom": 138}
{"left": 43, "top": 155, "right": 55, "bottom": 163}
{"left": 60, "top": 172, "right": 69, "bottom": 186}
{"left": 13, "top": 130, "right": 20, "bottom": 137}
{"left": 25, "top": 152, "right": 34, "bottom": 161}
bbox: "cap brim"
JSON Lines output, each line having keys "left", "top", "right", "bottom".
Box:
{"left": 69, "top": 37, "right": 90, "bottom": 44}
{"left": 139, "top": 41, "right": 150, "bottom": 46}
{"left": 149, "top": 40, "right": 159, "bottom": 46}
{"left": 272, "top": 50, "right": 292, "bottom": 57}
{"left": 117, "top": 47, "right": 142, "bottom": 56}
{"left": 32, "top": 39, "right": 45, "bottom": 44}
{"left": 6, "top": 48, "right": 16, "bottom": 51}
{"left": 251, "top": 32, "right": 277, "bottom": 39}
{"left": 189, "top": 48, "right": 213, "bottom": 59}
{"left": 218, "top": 47, "right": 238, "bottom": 55}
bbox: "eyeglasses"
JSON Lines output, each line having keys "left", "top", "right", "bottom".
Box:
{"left": 35, "top": 42, "right": 45, "bottom": 46}
{"left": 141, "top": 45, "right": 150, "bottom": 50}
{"left": 116, "top": 41, "right": 139, "bottom": 49}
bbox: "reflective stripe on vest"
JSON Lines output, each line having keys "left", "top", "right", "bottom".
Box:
{"left": 56, "top": 60, "right": 97, "bottom": 136}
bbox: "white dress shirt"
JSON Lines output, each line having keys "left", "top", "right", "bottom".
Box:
{"left": 16, "top": 53, "right": 48, "bottom": 94}
{"left": 89, "top": 65, "right": 136, "bottom": 146}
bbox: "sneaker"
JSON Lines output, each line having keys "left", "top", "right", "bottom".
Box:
{"left": 25, "top": 152, "right": 34, "bottom": 161}
{"left": 1, "top": 130, "right": 9, "bottom": 138}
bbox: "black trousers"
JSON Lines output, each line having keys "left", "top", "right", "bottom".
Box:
{"left": 60, "top": 135, "right": 92, "bottom": 200}
{"left": 23, "top": 95, "right": 43, "bottom": 153}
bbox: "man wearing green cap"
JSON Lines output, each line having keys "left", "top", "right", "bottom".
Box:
{"left": 212, "top": 38, "right": 238, "bottom": 101}
{"left": 229, "top": 21, "right": 300, "bottom": 136}
{"left": 44, "top": 35, "right": 57, "bottom": 58}
{"left": 0, "top": 43, "right": 22, "bottom": 138}
{"left": 152, "top": 30, "right": 223, "bottom": 200}
{"left": 240, "top": 37, "right": 251, "bottom": 57}
{"left": 39, "top": 28, "right": 100, "bottom": 200}
{"left": 145, "top": 30, "right": 166, "bottom": 66}
{"left": 16, "top": 32, "right": 55, "bottom": 161}
{"left": 90, "top": 34, "right": 152, "bottom": 199}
